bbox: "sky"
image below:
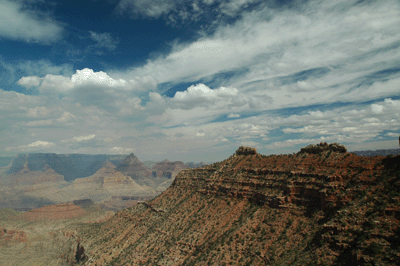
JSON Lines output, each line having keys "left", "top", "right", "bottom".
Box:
{"left": 0, "top": 0, "right": 400, "bottom": 162}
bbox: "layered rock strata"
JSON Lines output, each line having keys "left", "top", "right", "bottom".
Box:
{"left": 69, "top": 145, "right": 399, "bottom": 265}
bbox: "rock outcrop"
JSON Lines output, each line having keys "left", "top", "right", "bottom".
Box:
{"left": 299, "top": 142, "right": 347, "bottom": 154}
{"left": 235, "top": 146, "right": 257, "bottom": 155}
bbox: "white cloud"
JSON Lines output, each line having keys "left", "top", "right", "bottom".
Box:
{"left": 387, "top": 132, "right": 400, "bottom": 137}
{"left": 110, "top": 146, "right": 135, "bottom": 154}
{"left": 38, "top": 74, "right": 74, "bottom": 92}
{"left": 371, "top": 104, "right": 383, "bottom": 114}
{"left": 56, "top": 111, "right": 76, "bottom": 123}
{"left": 26, "top": 119, "right": 53, "bottom": 127}
{"left": 18, "top": 140, "right": 55, "bottom": 150}
{"left": 116, "top": 0, "right": 264, "bottom": 23}
{"left": 118, "top": 0, "right": 400, "bottom": 111}
{"left": 172, "top": 84, "right": 240, "bottom": 109}
{"left": 116, "top": 0, "right": 176, "bottom": 18}
{"left": 26, "top": 107, "right": 51, "bottom": 118}
{"left": 71, "top": 68, "right": 127, "bottom": 88}
{"left": 62, "top": 134, "right": 96, "bottom": 143}
{"left": 0, "top": 0, "right": 63, "bottom": 43}
{"left": 17, "top": 76, "right": 41, "bottom": 88}
{"left": 227, "top": 113, "right": 240, "bottom": 118}
{"left": 20, "top": 68, "right": 157, "bottom": 95}
{"left": 89, "top": 31, "right": 119, "bottom": 51}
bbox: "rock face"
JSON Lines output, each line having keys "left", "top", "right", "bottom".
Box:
{"left": 115, "top": 153, "right": 152, "bottom": 179}
{"left": 299, "top": 142, "right": 347, "bottom": 154}
{"left": 235, "top": 146, "right": 257, "bottom": 155}
{"left": 21, "top": 203, "right": 87, "bottom": 221}
{"left": 71, "top": 145, "right": 400, "bottom": 265}
{"left": 150, "top": 160, "right": 188, "bottom": 179}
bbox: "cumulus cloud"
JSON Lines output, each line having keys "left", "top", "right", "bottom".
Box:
{"left": 17, "top": 68, "right": 158, "bottom": 114}
{"left": 19, "top": 68, "right": 158, "bottom": 94}
{"left": 0, "top": 0, "right": 63, "bottom": 43}
{"left": 17, "top": 76, "right": 41, "bottom": 89}
{"left": 172, "top": 84, "right": 239, "bottom": 109}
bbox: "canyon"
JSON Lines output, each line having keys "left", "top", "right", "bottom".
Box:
{"left": 61, "top": 144, "right": 399, "bottom": 265}
{"left": 0, "top": 144, "right": 399, "bottom": 265}
{"left": 0, "top": 153, "right": 199, "bottom": 211}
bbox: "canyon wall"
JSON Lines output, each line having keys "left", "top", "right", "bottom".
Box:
{"left": 69, "top": 146, "right": 400, "bottom": 265}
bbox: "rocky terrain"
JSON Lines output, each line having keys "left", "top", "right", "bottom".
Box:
{"left": 63, "top": 143, "right": 399, "bottom": 265}
{"left": 0, "top": 204, "right": 113, "bottom": 266}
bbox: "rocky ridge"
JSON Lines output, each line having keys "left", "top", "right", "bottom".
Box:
{"left": 67, "top": 144, "right": 400, "bottom": 265}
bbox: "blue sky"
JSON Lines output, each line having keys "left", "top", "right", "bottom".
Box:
{"left": 1, "top": 0, "right": 400, "bottom": 162}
